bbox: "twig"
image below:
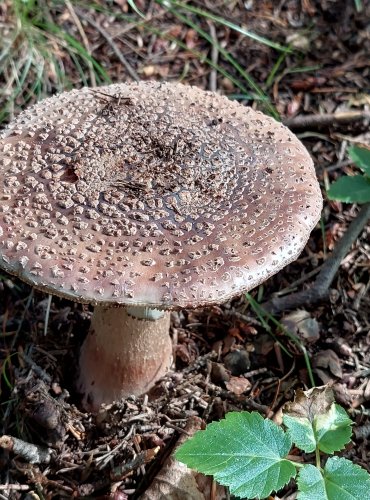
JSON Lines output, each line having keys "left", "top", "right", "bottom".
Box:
{"left": 95, "top": 425, "right": 135, "bottom": 470}
{"left": 223, "top": 309, "right": 261, "bottom": 327}
{"left": 0, "top": 435, "right": 52, "bottom": 464}
{"left": 110, "top": 447, "right": 160, "bottom": 481}
{"left": 263, "top": 203, "right": 370, "bottom": 314}
{"left": 65, "top": 0, "right": 96, "bottom": 86}
{"left": 20, "top": 351, "right": 52, "bottom": 383}
{"left": 208, "top": 22, "right": 218, "bottom": 92}
{"left": 76, "top": 9, "right": 140, "bottom": 82}
{"left": 44, "top": 293, "right": 52, "bottom": 336}
{"left": 283, "top": 110, "right": 370, "bottom": 130}
{"left": 0, "top": 485, "right": 30, "bottom": 491}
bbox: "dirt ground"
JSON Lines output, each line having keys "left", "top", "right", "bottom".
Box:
{"left": 0, "top": 0, "right": 369, "bottom": 498}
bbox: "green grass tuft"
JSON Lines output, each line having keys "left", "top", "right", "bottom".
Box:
{"left": 0, "top": 0, "right": 110, "bottom": 125}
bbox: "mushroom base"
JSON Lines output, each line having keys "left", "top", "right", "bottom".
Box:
{"left": 77, "top": 306, "right": 172, "bottom": 411}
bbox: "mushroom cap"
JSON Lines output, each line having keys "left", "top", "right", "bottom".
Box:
{"left": 0, "top": 82, "right": 322, "bottom": 308}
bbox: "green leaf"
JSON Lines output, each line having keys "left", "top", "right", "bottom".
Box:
{"left": 315, "top": 404, "right": 352, "bottom": 454}
{"left": 284, "top": 414, "right": 316, "bottom": 452}
{"left": 297, "top": 458, "right": 370, "bottom": 499}
{"left": 283, "top": 386, "right": 334, "bottom": 452}
{"left": 175, "top": 411, "right": 296, "bottom": 499}
{"left": 327, "top": 175, "right": 370, "bottom": 203}
{"left": 283, "top": 387, "right": 352, "bottom": 454}
{"left": 284, "top": 403, "right": 352, "bottom": 454}
{"left": 348, "top": 145, "right": 370, "bottom": 176}
{"left": 324, "top": 457, "right": 370, "bottom": 498}
{"left": 297, "top": 464, "right": 327, "bottom": 499}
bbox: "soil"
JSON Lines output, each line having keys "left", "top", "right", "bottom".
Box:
{"left": 0, "top": 1, "right": 369, "bottom": 498}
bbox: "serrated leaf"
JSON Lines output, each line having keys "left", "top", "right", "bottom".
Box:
{"left": 327, "top": 175, "right": 370, "bottom": 203}
{"left": 315, "top": 403, "right": 352, "bottom": 454}
{"left": 297, "top": 457, "right": 370, "bottom": 499}
{"left": 175, "top": 411, "right": 296, "bottom": 499}
{"left": 297, "top": 464, "right": 327, "bottom": 499}
{"left": 348, "top": 145, "right": 370, "bottom": 175}
{"left": 283, "top": 414, "right": 316, "bottom": 452}
{"left": 283, "top": 387, "right": 352, "bottom": 453}
{"left": 324, "top": 457, "right": 370, "bottom": 498}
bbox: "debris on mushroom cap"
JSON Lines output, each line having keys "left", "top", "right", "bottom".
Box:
{"left": 0, "top": 82, "right": 322, "bottom": 308}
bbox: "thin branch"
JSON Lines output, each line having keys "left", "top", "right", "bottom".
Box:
{"left": 263, "top": 203, "right": 370, "bottom": 314}
{"left": 283, "top": 110, "right": 370, "bottom": 130}
{"left": 208, "top": 22, "right": 218, "bottom": 92}
{"left": 21, "top": 352, "right": 52, "bottom": 383}
{"left": 0, "top": 485, "right": 30, "bottom": 492}
{"left": 44, "top": 293, "right": 52, "bottom": 336}
{"left": 0, "top": 435, "right": 52, "bottom": 464}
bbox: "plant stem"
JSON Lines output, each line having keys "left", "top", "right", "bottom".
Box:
{"left": 315, "top": 447, "right": 321, "bottom": 469}
{"left": 288, "top": 460, "right": 304, "bottom": 469}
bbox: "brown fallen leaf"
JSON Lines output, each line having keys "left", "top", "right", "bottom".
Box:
{"left": 225, "top": 376, "right": 252, "bottom": 396}
{"left": 141, "top": 416, "right": 227, "bottom": 500}
{"left": 283, "top": 385, "right": 334, "bottom": 422}
{"left": 281, "top": 310, "right": 320, "bottom": 344}
{"left": 289, "top": 76, "right": 327, "bottom": 91}
{"left": 228, "top": 326, "right": 244, "bottom": 342}
{"left": 313, "top": 349, "right": 343, "bottom": 381}
{"left": 254, "top": 333, "right": 275, "bottom": 356}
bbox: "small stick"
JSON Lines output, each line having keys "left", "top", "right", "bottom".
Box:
{"left": 0, "top": 485, "right": 30, "bottom": 491}
{"left": 20, "top": 352, "right": 52, "bottom": 383}
{"left": 0, "top": 435, "right": 52, "bottom": 464}
{"left": 110, "top": 447, "right": 160, "bottom": 481}
{"left": 91, "top": 89, "right": 133, "bottom": 106}
{"left": 263, "top": 202, "right": 370, "bottom": 314}
{"left": 208, "top": 22, "right": 218, "bottom": 92}
{"left": 223, "top": 309, "right": 261, "bottom": 327}
{"left": 44, "top": 293, "right": 52, "bottom": 336}
{"left": 283, "top": 110, "right": 370, "bottom": 130}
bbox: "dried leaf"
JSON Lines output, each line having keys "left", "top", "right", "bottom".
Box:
{"left": 282, "top": 310, "right": 320, "bottom": 343}
{"left": 283, "top": 386, "right": 352, "bottom": 454}
{"left": 313, "top": 350, "right": 343, "bottom": 379}
{"left": 142, "top": 417, "right": 227, "bottom": 499}
{"left": 225, "top": 376, "right": 251, "bottom": 396}
{"left": 228, "top": 327, "right": 244, "bottom": 341}
{"left": 283, "top": 385, "right": 334, "bottom": 422}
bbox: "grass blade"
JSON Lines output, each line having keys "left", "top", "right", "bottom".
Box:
{"left": 159, "top": 0, "right": 291, "bottom": 53}
{"left": 245, "top": 293, "right": 315, "bottom": 386}
{"left": 159, "top": 2, "right": 278, "bottom": 117}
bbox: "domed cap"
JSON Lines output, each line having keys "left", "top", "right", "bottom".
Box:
{"left": 0, "top": 82, "right": 322, "bottom": 308}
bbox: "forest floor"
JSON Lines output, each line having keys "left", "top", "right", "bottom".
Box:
{"left": 0, "top": 1, "right": 369, "bottom": 498}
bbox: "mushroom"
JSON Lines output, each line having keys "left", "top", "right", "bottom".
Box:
{"left": 0, "top": 82, "right": 322, "bottom": 410}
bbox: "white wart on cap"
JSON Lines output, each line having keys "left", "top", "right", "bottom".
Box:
{"left": 0, "top": 82, "right": 322, "bottom": 309}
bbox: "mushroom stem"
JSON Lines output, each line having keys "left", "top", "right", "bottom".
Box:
{"left": 78, "top": 306, "right": 172, "bottom": 411}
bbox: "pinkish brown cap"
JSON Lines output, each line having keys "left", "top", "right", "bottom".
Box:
{"left": 0, "top": 82, "right": 322, "bottom": 308}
